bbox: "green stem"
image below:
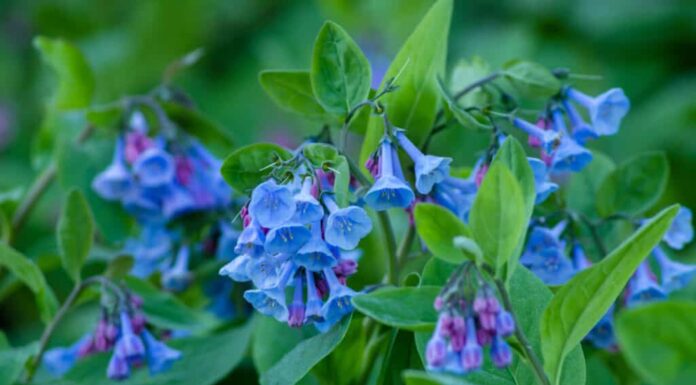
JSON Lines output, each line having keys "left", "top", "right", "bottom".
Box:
{"left": 356, "top": 325, "right": 387, "bottom": 385}
{"left": 378, "top": 212, "right": 398, "bottom": 285}
{"left": 493, "top": 278, "right": 551, "bottom": 385}
{"left": 396, "top": 225, "right": 415, "bottom": 263}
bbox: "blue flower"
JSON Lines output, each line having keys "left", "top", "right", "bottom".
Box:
{"left": 114, "top": 311, "right": 145, "bottom": 364}
{"left": 495, "top": 310, "right": 515, "bottom": 337}
{"left": 562, "top": 99, "right": 597, "bottom": 145}
{"left": 140, "top": 329, "right": 182, "bottom": 374}
{"left": 304, "top": 269, "right": 324, "bottom": 322}
{"left": 92, "top": 136, "right": 132, "bottom": 200}
{"left": 292, "top": 178, "right": 324, "bottom": 224}
{"left": 653, "top": 246, "right": 696, "bottom": 293}
{"left": 395, "top": 130, "right": 452, "bottom": 194}
{"left": 566, "top": 87, "right": 630, "bottom": 136}
{"left": 264, "top": 222, "right": 312, "bottom": 254}
{"left": 244, "top": 262, "right": 298, "bottom": 321}
{"left": 162, "top": 184, "right": 196, "bottom": 220}
{"left": 248, "top": 179, "right": 296, "bottom": 228}
{"left": 215, "top": 221, "right": 239, "bottom": 260}
{"left": 663, "top": 207, "right": 693, "bottom": 250}
{"left": 528, "top": 158, "right": 558, "bottom": 204}
{"left": 460, "top": 317, "right": 483, "bottom": 371}
{"left": 234, "top": 220, "right": 266, "bottom": 258}
{"left": 287, "top": 274, "right": 305, "bottom": 327}
{"left": 364, "top": 139, "right": 415, "bottom": 211}
{"left": 626, "top": 262, "right": 666, "bottom": 307}
{"left": 550, "top": 136, "right": 592, "bottom": 173}
{"left": 524, "top": 221, "right": 567, "bottom": 254}
{"left": 294, "top": 222, "right": 336, "bottom": 271}
{"left": 125, "top": 224, "right": 173, "bottom": 278}
{"left": 219, "top": 254, "right": 251, "bottom": 281}
{"left": 512, "top": 117, "right": 558, "bottom": 153}
{"left": 122, "top": 186, "right": 163, "bottom": 223}
{"left": 107, "top": 352, "right": 130, "bottom": 380}
{"left": 323, "top": 195, "right": 372, "bottom": 249}
{"left": 133, "top": 146, "right": 176, "bottom": 188}
{"left": 585, "top": 308, "right": 616, "bottom": 349}
{"left": 490, "top": 334, "right": 512, "bottom": 368}
{"left": 432, "top": 176, "right": 478, "bottom": 221}
{"left": 43, "top": 334, "right": 91, "bottom": 376}
{"left": 571, "top": 242, "right": 592, "bottom": 271}
{"left": 247, "top": 256, "right": 281, "bottom": 289}
{"left": 315, "top": 268, "right": 356, "bottom": 332}
{"left": 522, "top": 248, "right": 575, "bottom": 286}
{"left": 204, "top": 278, "right": 236, "bottom": 320}
{"left": 161, "top": 245, "right": 192, "bottom": 292}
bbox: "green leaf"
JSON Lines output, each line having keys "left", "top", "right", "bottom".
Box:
{"left": 252, "top": 314, "right": 317, "bottom": 373}
{"left": 57, "top": 189, "right": 94, "bottom": 282}
{"left": 45, "top": 322, "right": 253, "bottom": 385}
{"left": 0, "top": 343, "right": 36, "bottom": 385}
{"left": 403, "top": 370, "right": 507, "bottom": 385}
{"left": 259, "top": 70, "right": 331, "bottom": 121}
{"left": 414, "top": 203, "right": 473, "bottom": 264}
{"left": 159, "top": 101, "right": 234, "bottom": 154}
{"left": 300, "top": 144, "right": 350, "bottom": 206}
{"left": 104, "top": 255, "right": 134, "bottom": 280}
{"left": 0, "top": 243, "right": 58, "bottom": 324}
{"left": 333, "top": 155, "right": 351, "bottom": 207}
{"left": 377, "top": 330, "right": 421, "bottom": 385}
{"left": 616, "top": 301, "right": 696, "bottom": 385}
{"left": 596, "top": 152, "right": 669, "bottom": 218}
{"left": 311, "top": 21, "right": 371, "bottom": 115}
{"left": 565, "top": 152, "right": 616, "bottom": 219}
{"left": 469, "top": 163, "right": 527, "bottom": 273}
{"left": 352, "top": 286, "right": 439, "bottom": 331}
{"left": 259, "top": 316, "right": 352, "bottom": 385}
{"left": 302, "top": 143, "right": 341, "bottom": 167}
{"left": 437, "top": 78, "right": 492, "bottom": 131}
{"left": 450, "top": 57, "right": 493, "bottom": 108}
{"left": 420, "top": 257, "right": 457, "bottom": 286}
{"left": 502, "top": 60, "right": 561, "bottom": 98}
{"left": 33, "top": 36, "right": 94, "bottom": 110}
{"left": 86, "top": 103, "right": 124, "bottom": 129}
{"left": 360, "top": 0, "right": 453, "bottom": 167}
{"left": 541, "top": 204, "right": 679, "bottom": 385}
{"left": 220, "top": 143, "right": 292, "bottom": 194}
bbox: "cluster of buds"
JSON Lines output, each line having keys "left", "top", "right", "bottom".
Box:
{"left": 426, "top": 264, "right": 515, "bottom": 374}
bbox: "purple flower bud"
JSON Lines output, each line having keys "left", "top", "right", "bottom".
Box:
{"left": 433, "top": 296, "right": 444, "bottom": 311}
{"left": 288, "top": 274, "right": 306, "bottom": 328}
{"left": 426, "top": 335, "right": 447, "bottom": 368}
{"left": 479, "top": 312, "right": 497, "bottom": 331}
{"left": 495, "top": 310, "right": 515, "bottom": 337}
{"left": 476, "top": 327, "right": 493, "bottom": 346}
{"left": 491, "top": 335, "right": 513, "bottom": 368}
{"left": 115, "top": 311, "right": 145, "bottom": 364}
{"left": 107, "top": 352, "right": 130, "bottom": 380}
{"left": 461, "top": 317, "right": 483, "bottom": 371}
{"left": 130, "top": 313, "right": 147, "bottom": 335}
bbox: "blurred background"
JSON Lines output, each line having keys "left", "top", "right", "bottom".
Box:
{"left": 1, "top": 0, "right": 695, "bottom": 335}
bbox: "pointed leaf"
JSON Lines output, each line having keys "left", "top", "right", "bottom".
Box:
{"left": 57, "top": 189, "right": 94, "bottom": 282}
{"left": 259, "top": 70, "right": 332, "bottom": 121}
{"left": 220, "top": 143, "right": 292, "bottom": 194}
{"left": 414, "top": 203, "right": 473, "bottom": 264}
{"left": 352, "top": 286, "right": 439, "bottom": 331}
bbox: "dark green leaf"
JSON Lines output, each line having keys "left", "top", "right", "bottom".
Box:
{"left": 596, "top": 152, "right": 669, "bottom": 218}
{"left": 420, "top": 257, "right": 457, "bottom": 286}
{"left": 414, "top": 203, "right": 473, "bottom": 264}
{"left": 541, "top": 205, "right": 679, "bottom": 385}
{"left": 403, "top": 370, "right": 508, "bottom": 385}
{"left": 378, "top": 330, "right": 421, "bottom": 385}
{"left": 86, "top": 103, "right": 124, "bottom": 129}
{"left": 616, "top": 301, "right": 696, "bottom": 385}
{"left": 220, "top": 143, "right": 292, "bottom": 194}
{"left": 311, "top": 21, "right": 371, "bottom": 115}
{"left": 57, "top": 189, "right": 94, "bottom": 282}
{"left": 259, "top": 70, "right": 331, "bottom": 121}
{"left": 104, "top": 255, "right": 134, "bottom": 280}
{"left": 352, "top": 286, "right": 439, "bottom": 331}
{"left": 502, "top": 60, "right": 561, "bottom": 98}
{"left": 437, "top": 77, "right": 492, "bottom": 131}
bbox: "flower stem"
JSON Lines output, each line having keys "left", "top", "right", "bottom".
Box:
{"left": 377, "top": 212, "right": 398, "bottom": 285}
{"left": 493, "top": 278, "right": 551, "bottom": 385}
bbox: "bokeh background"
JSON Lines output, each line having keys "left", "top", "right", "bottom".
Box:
{"left": 1, "top": 0, "right": 695, "bottom": 345}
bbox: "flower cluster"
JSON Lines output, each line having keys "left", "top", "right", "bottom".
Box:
{"left": 219, "top": 168, "right": 371, "bottom": 332}
{"left": 43, "top": 292, "right": 181, "bottom": 380}
{"left": 426, "top": 264, "right": 515, "bottom": 374}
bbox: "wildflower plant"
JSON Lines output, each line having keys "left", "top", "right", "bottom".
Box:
{"left": 1, "top": 1, "right": 695, "bottom": 385}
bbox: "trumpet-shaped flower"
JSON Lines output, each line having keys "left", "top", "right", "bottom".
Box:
{"left": 264, "top": 222, "right": 312, "bottom": 254}
{"left": 323, "top": 195, "right": 372, "bottom": 249}
{"left": 585, "top": 308, "right": 617, "bottom": 349}
{"left": 562, "top": 99, "right": 597, "bottom": 144}
{"left": 92, "top": 137, "right": 132, "bottom": 200}
{"left": 460, "top": 317, "right": 483, "bottom": 371}
{"left": 294, "top": 222, "right": 336, "bottom": 270}
{"left": 133, "top": 146, "right": 176, "bottom": 188}
{"left": 663, "top": 207, "right": 693, "bottom": 250}
{"left": 114, "top": 311, "right": 145, "bottom": 364}
{"left": 234, "top": 220, "right": 266, "bottom": 258}
{"left": 395, "top": 130, "right": 452, "bottom": 194}
{"left": 550, "top": 135, "right": 592, "bottom": 173}
{"left": 141, "top": 330, "right": 182, "bottom": 374}
{"left": 364, "top": 139, "right": 415, "bottom": 210}
{"left": 161, "top": 245, "right": 192, "bottom": 292}
{"left": 315, "top": 268, "right": 356, "bottom": 332}
{"left": 566, "top": 87, "right": 630, "bottom": 136}
{"left": 653, "top": 246, "right": 696, "bottom": 292}
{"left": 512, "top": 117, "right": 558, "bottom": 153}
{"left": 248, "top": 179, "right": 296, "bottom": 228}
{"left": 292, "top": 178, "right": 324, "bottom": 224}
{"left": 219, "top": 254, "right": 251, "bottom": 281}
{"left": 626, "top": 262, "right": 666, "bottom": 307}
{"left": 528, "top": 157, "right": 558, "bottom": 204}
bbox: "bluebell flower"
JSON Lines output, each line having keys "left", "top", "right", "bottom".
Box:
{"left": 264, "top": 222, "right": 312, "bottom": 255}
{"left": 550, "top": 136, "right": 592, "bottom": 173}
{"left": 304, "top": 269, "right": 324, "bottom": 322}
{"left": 460, "top": 317, "right": 483, "bottom": 371}
{"left": 571, "top": 242, "right": 592, "bottom": 271}
{"left": 653, "top": 246, "right": 696, "bottom": 293}
{"left": 395, "top": 130, "right": 452, "bottom": 194}
{"left": 315, "top": 268, "right": 356, "bottom": 332}
{"left": 244, "top": 262, "right": 298, "bottom": 321}
{"left": 140, "top": 329, "right": 182, "bottom": 374}
{"left": 495, "top": 310, "right": 515, "bottom": 337}
{"left": 219, "top": 254, "right": 251, "bottom": 282}
{"left": 292, "top": 178, "right": 324, "bottom": 224}
{"left": 562, "top": 99, "right": 597, "bottom": 145}
{"left": 114, "top": 311, "right": 145, "bottom": 364}
{"left": 626, "top": 262, "right": 666, "bottom": 307}
{"left": 663, "top": 207, "right": 693, "bottom": 250}
{"left": 524, "top": 221, "right": 567, "bottom": 254}
{"left": 107, "top": 352, "right": 130, "bottom": 380}
{"left": 43, "top": 334, "right": 92, "bottom": 376}
{"left": 122, "top": 186, "right": 163, "bottom": 223}
{"left": 162, "top": 184, "right": 196, "bottom": 220}
{"left": 512, "top": 117, "right": 558, "bottom": 153}
{"left": 161, "top": 245, "right": 192, "bottom": 292}
{"left": 585, "top": 307, "right": 616, "bottom": 349}
{"left": 522, "top": 248, "right": 575, "bottom": 286}
{"left": 125, "top": 224, "right": 173, "bottom": 278}
{"left": 92, "top": 137, "right": 132, "bottom": 200}
{"left": 364, "top": 138, "right": 415, "bottom": 210}
{"left": 246, "top": 256, "right": 281, "bottom": 289}
{"left": 528, "top": 157, "right": 558, "bottom": 204}
{"left": 566, "top": 87, "right": 630, "bottom": 136}
{"left": 323, "top": 195, "right": 372, "bottom": 249}
{"left": 490, "top": 334, "right": 512, "bottom": 368}
{"left": 234, "top": 220, "right": 265, "bottom": 258}
{"left": 133, "top": 145, "right": 176, "bottom": 188}
{"left": 248, "top": 179, "right": 296, "bottom": 228}
{"left": 204, "top": 277, "right": 236, "bottom": 320}
{"left": 215, "top": 221, "right": 239, "bottom": 260}
{"left": 294, "top": 222, "right": 336, "bottom": 271}
{"left": 287, "top": 274, "right": 306, "bottom": 327}
{"left": 432, "top": 176, "right": 478, "bottom": 221}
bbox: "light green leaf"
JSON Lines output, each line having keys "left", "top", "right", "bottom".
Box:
{"left": 57, "top": 189, "right": 94, "bottom": 282}
{"left": 596, "top": 152, "right": 669, "bottom": 218}
{"left": 259, "top": 316, "right": 352, "bottom": 385}
{"left": 565, "top": 152, "right": 615, "bottom": 219}
{"left": 302, "top": 143, "right": 341, "bottom": 167}
{"left": 311, "top": 21, "right": 371, "bottom": 115}
{"left": 33, "top": 36, "right": 94, "bottom": 110}
{"left": 333, "top": 155, "right": 351, "bottom": 207}
{"left": 252, "top": 314, "right": 318, "bottom": 373}
{"left": 220, "top": 143, "right": 292, "bottom": 194}
{"left": 414, "top": 203, "right": 473, "bottom": 264}
{"left": 502, "top": 60, "right": 561, "bottom": 98}
{"left": 352, "top": 286, "right": 439, "bottom": 331}
{"left": 259, "top": 70, "right": 332, "bottom": 121}
{"left": 0, "top": 343, "right": 37, "bottom": 385}
{"left": 541, "top": 204, "right": 679, "bottom": 385}
{"left": 469, "top": 163, "right": 526, "bottom": 273}
{"left": 403, "top": 370, "right": 511, "bottom": 385}
{"left": 0, "top": 243, "right": 58, "bottom": 324}
{"left": 616, "top": 301, "right": 696, "bottom": 385}
{"left": 360, "top": 0, "right": 453, "bottom": 167}
{"left": 450, "top": 57, "right": 493, "bottom": 108}
{"left": 437, "top": 78, "right": 492, "bottom": 131}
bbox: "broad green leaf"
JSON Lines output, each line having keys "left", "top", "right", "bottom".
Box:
{"left": 159, "top": 101, "right": 234, "bottom": 154}
{"left": 414, "top": 203, "right": 472, "bottom": 264}
{"left": 57, "top": 189, "right": 94, "bottom": 282}
{"left": 259, "top": 316, "right": 352, "bottom": 385}
{"left": 616, "top": 301, "right": 696, "bottom": 385}
{"left": 437, "top": 78, "right": 492, "bottom": 131}
{"left": 220, "top": 143, "right": 292, "bottom": 194}
{"left": 420, "top": 257, "right": 457, "bottom": 286}
{"left": 469, "top": 163, "right": 526, "bottom": 273}
{"left": 302, "top": 143, "right": 341, "bottom": 167}
{"left": 300, "top": 144, "right": 350, "bottom": 206}
{"left": 541, "top": 204, "right": 679, "bottom": 385}
{"left": 252, "top": 314, "right": 318, "bottom": 373}
{"left": 352, "top": 286, "right": 439, "bottom": 331}
{"left": 377, "top": 330, "right": 421, "bottom": 385}
{"left": 450, "top": 57, "right": 493, "bottom": 108}
{"left": 502, "top": 60, "right": 561, "bottom": 98}
{"left": 403, "top": 370, "right": 509, "bottom": 385}
{"left": 313, "top": 316, "right": 367, "bottom": 385}
{"left": 259, "top": 70, "right": 331, "bottom": 121}
{"left": 0, "top": 343, "right": 37, "bottom": 385}
{"left": 86, "top": 103, "right": 124, "bottom": 129}
{"left": 596, "top": 152, "right": 669, "bottom": 218}
{"left": 33, "top": 36, "right": 94, "bottom": 110}
{"left": 45, "top": 322, "right": 253, "bottom": 385}
{"left": 0, "top": 243, "right": 58, "bottom": 324}
{"left": 565, "top": 152, "right": 615, "bottom": 219}
{"left": 311, "top": 21, "right": 371, "bottom": 115}
{"left": 360, "top": 0, "right": 453, "bottom": 167}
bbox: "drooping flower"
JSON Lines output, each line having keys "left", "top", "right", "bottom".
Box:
{"left": 219, "top": 254, "right": 252, "bottom": 282}
{"left": 234, "top": 219, "right": 266, "bottom": 258}
{"left": 663, "top": 207, "right": 693, "bottom": 250}
{"left": 43, "top": 335, "right": 92, "bottom": 376}
{"left": 394, "top": 129, "right": 452, "bottom": 194}
{"left": 548, "top": 109, "right": 592, "bottom": 173}
{"left": 132, "top": 145, "right": 176, "bottom": 189}
{"left": 364, "top": 138, "right": 415, "bottom": 211}
{"left": 248, "top": 179, "right": 296, "bottom": 228}
{"left": 140, "top": 330, "right": 182, "bottom": 374}
{"left": 625, "top": 262, "right": 666, "bottom": 307}
{"left": 264, "top": 222, "right": 312, "bottom": 255}
{"left": 292, "top": 178, "right": 324, "bottom": 224}
{"left": 315, "top": 267, "right": 356, "bottom": 332}
{"left": 512, "top": 117, "right": 558, "bottom": 153}
{"left": 161, "top": 244, "right": 192, "bottom": 292}
{"left": 323, "top": 194, "right": 372, "bottom": 249}
{"left": 521, "top": 222, "right": 575, "bottom": 285}
{"left": 653, "top": 246, "right": 696, "bottom": 293}
{"left": 92, "top": 136, "right": 132, "bottom": 200}
{"left": 528, "top": 157, "right": 558, "bottom": 204}
{"left": 287, "top": 274, "right": 306, "bottom": 328}
{"left": 107, "top": 352, "right": 130, "bottom": 380}
{"left": 565, "top": 87, "right": 630, "bottom": 136}
{"left": 562, "top": 99, "right": 597, "bottom": 145}
{"left": 114, "top": 311, "right": 146, "bottom": 364}
{"left": 243, "top": 262, "right": 298, "bottom": 322}
{"left": 294, "top": 222, "right": 336, "bottom": 270}
{"left": 584, "top": 307, "right": 617, "bottom": 349}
